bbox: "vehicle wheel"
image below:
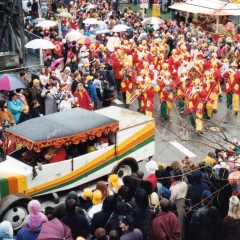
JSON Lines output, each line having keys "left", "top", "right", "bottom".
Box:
{"left": 0, "top": 194, "right": 31, "bottom": 232}
{"left": 3, "top": 203, "right": 28, "bottom": 231}
{"left": 112, "top": 160, "right": 138, "bottom": 184}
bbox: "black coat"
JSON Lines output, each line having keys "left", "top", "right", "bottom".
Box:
{"left": 189, "top": 204, "right": 222, "bottom": 240}
{"left": 18, "top": 113, "right": 32, "bottom": 124}
{"left": 90, "top": 210, "right": 111, "bottom": 235}
{"left": 61, "top": 213, "right": 89, "bottom": 239}
{"left": 210, "top": 177, "right": 232, "bottom": 218}
{"left": 31, "top": 1, "right": 38, "bottom": 12}
{"left": 71, "top": 79, "right": 79, "bottom": 94}
{"left": 102, "top": 87, "right": 114, "bottom": 107}
{"left": 29, "top": 108, "right": 40, "bottom": 118}
{"left": 106, "top": 70, "right": 116, "bottom": 87}
{"left": 222, "top": 216, "right": 240, "bottom": 240}
{"left": 66, "top": 61, "right": 78, "bottom": 74}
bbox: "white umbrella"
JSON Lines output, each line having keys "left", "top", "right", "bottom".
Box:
{"left": 37, "top": 20, "right": 57, "bottom": 28}
{"left": 95, "top": 29, "right": 111, "bottom": 35}
{"left": 142, "top": 17, "right": 164, "bottom": 25}
{"left": 65, "top": 30, "right": 84, "bottom": 41}
{"left": 83, "top": 18, "right": 99, "bottom": 24}
{"left": 24, "top": 39, "right": 55, "bottom": 49}
{"left": 110, "top": 24, "right": 129, "bottom": 32}
{"left": 58, "top": 12, "right": 72, "bottom": 18}
{"left": 34, "top": 18, "right": 46, "bottom": 24}
{"left": 85, "top": 4, "right": 97, "bottom": 9}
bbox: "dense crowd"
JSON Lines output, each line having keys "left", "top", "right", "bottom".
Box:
{"left": 0, "top": 155, "right": 240, "bottom": 240}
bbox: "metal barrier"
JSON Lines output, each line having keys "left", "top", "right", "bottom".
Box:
{"left": 24, "top": 30, "right": 42, "bottom": 66}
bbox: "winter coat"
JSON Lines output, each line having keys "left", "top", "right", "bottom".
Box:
{"left": 66, "top": 61, "right": 78, "bottom": 73}
{"left": 170, "top": 181, "right": 188, "bottom": 239}
{"left": 189, "top": 204, "right": 222, "bottom": 240}
{"left": 41, "top": 88, "right": 58, "bottom": 115}
{"left": 30, "top": 85, "right": 44, "bottom": 114}
{"left": 74, "top": 90, "right": 92, "bottom": 110}
{"left": 210, "top": 177, "right": 232, "bottom": 218}
{"left": 18, "top": 112, "right": 32, "bottom": 124}
{"left": 90, "top": 210, "right": 111, "bottom": 235}
{"left": 102, "top": 87, "right": 114, "bottom": 107}
{"left": 54, "top": 191, "right": 90, "bottom": 223}
{"left": 0, "top": 221, "right": 14, "bottom": 240}
{"left": 87, "top": 82, "right": 97, "bottom": 102}
{"left": 61, "top": 213, "right": 89, "bottom": 239}
{"left": 106, "top": 70, "right": 116, "bottom": 87}
{"left": 120, "top": 229, "right": 143, "bottom": 240}
{"left": 16, "top": 226, "right": 39, "bottom": 240}
{"left": 222, "top": 216, "right": 240, "bottom": 240}
{"left": 151, "top": 211, "right": 181, "bottom": 240}
{"left": 29, "top": 108, "right": 40, "bottom": 118}
{"left": 7, "top": 99, "right": 24, "bottom": 124}
{"left": 0, "top": 109, "right": 14, "bottom": 127}
{"left": 186, "top": 170, "right": 210, "bottom": 209}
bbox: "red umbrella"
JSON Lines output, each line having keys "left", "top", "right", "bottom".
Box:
{"left": 50, "top": 58, "right": 64, "bottom": 71}
{"left": 37, "top": 218, "right": 73, "bottom": 240}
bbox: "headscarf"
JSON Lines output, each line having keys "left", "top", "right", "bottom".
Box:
{"left": 25, "top": 200, "right": 46, "bottom": 232}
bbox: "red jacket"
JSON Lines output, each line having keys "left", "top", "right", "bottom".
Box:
{"left": 74, "top": 90, "right": 92, "bottom": 110}
{"left": 50, "top": 146, "right": 66, "bottom": 163}
{"left": 151, "top": 211, "right": 181, "bottom": 240}
{"left": 110, "top": 53, "right": 122, "bottom": 80}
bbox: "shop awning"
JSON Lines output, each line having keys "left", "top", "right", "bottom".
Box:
{"left": 5, "top": 108, "right": 119, "bottom": 152}
{"left": 169, "top": 0, "right": 240, "bottom": 16}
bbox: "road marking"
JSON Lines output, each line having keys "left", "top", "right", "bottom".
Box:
{"left": 169, "top": 141, "right": 197, "bottom": 158}
{"left": 112, "top": 99, "right": 123, "bottom": 105}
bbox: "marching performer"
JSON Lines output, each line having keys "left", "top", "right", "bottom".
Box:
{"left": 109, "top": 46, "right": 122, "bottom": 93}
{"left": 209, "top": 63, "right": 222, "bottom": 113}
{"left": 121, "top": 75, "right": 133, "bottom": 109}
{"left": 223, "top": 62, "right": 240, "bottom": 115}
{"left": 135, "top": 71, "right": 146, "bottom": 113}
{"left": 176, "top": 69, "right": 190, "bottom": 114}
{"left": 186, "top": 79, "right": 209, "bottom": 135}
{"left": 159, "top": 72, "right": 175, "bottom": 121}
{"left": 141, "top": 78, "right": 155, "bottom": 117}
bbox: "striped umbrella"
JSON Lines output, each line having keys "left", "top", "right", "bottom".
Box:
{"left": 0, "top": 74, "right": 27, "bottom": 91}
{"left": 77, "top": 36, "right": 96, "bottom": 45}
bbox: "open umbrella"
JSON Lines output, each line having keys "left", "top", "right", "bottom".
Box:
{"left": 0, "top": 74, "right": 27, "bottom": 91}
{"left": 34, "top": 18, "right": 46, "bottom": 24}
{"left": 58, "top": 12, "right": 72, "bottom": 18}
{"left": 25, "top": 39, "right": 55, "bottom": 49}
{"left": 110, "top": 24, "right": 129, "bottom": 32}
{"left": 77, "top": 36, "right": 96, "bottom": 45}
{"left": 65, "top": 30, "right": 84, "bottom": 41}
{"left": 142, "top": 17, "right": 164, "bottom": 25}
{"left": 50, "top": 57, "right": 64, "bottom": 71}
{"left": 37, "top": 218, "right": 73, "bottom": 240}
{"left": 83, "top": 18, "right": 99, "bottom": 24}
{"left": 37, "top": 20, "right": 57, "bottom": 28}
{"left": 85, "top": 4, "right": 97, "bottom": 9}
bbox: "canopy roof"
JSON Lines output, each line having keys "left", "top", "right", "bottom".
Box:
{"left": 169, "top": 0, "right": 240, "bottom": 16}
{"left": 5, "top": 108, "right": 119, "bottom": 152}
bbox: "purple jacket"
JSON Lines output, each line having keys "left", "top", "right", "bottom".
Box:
{"left": 120, "top": 229, "right": 143, "bottom": 240}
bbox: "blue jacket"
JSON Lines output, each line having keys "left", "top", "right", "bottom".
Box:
{"left": 7, "top": 99, "right": 24, "bottom": 124}
{"left": 16, "top": 226, "right": 39, "bottom": 240}
{"left": 87, "top": 82, "right": 97, "bottom": 101}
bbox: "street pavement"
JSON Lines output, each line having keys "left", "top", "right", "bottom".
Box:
{"left": 114, "top": 90, "right": 240, "bottom": 173}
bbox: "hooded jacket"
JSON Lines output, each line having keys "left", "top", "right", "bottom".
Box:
{"left": 189, "top": 204, "right": 222, "bottom": 240}
{"left": 0, "top": 221, "right": 13, "bottom": 240}
{"left": 186, "top": 170, "right": 210, "bottom": 209}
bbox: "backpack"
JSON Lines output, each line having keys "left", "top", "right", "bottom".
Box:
{"left": 138, "top": 204, "right": 158, "bottom": 240}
